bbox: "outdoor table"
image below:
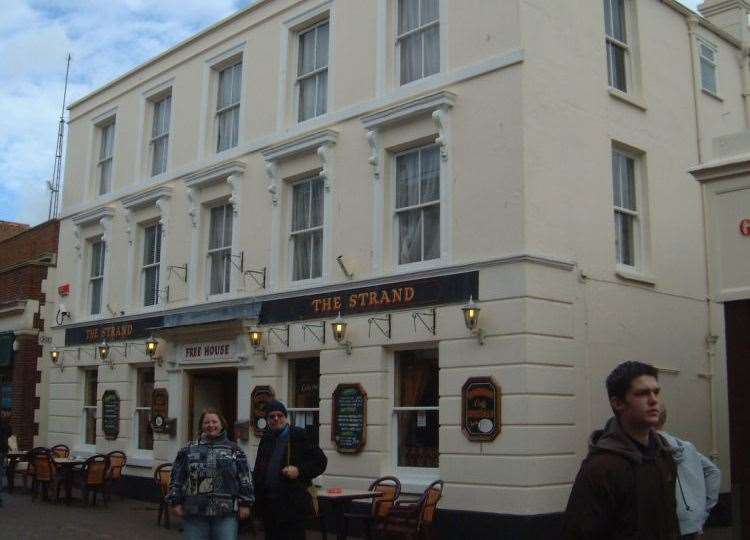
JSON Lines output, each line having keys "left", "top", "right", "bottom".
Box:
{"left": 53, "top": 457, "right": 86, "bottom": 505}
{"left": 317, "top": 488, "right": 382, "bottom": 540}
{"left": 5, "top": 452, "right": 27, "bottom": 493}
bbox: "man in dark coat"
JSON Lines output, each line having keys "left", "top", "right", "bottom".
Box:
{"left": 253, "top": 400, "right": 327, "bottom": 540}
{"left": 561, "top": 361, "right": 680, "bottom": 540}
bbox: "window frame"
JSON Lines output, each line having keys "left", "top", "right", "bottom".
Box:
{"left": 97, "top": 120, "right": 116, "bottom": 195}
{"left": 82, "top": 368, "right": 98, "bottom": 447}
{"left": 216, "top": 61, "right": 243, "bottom": 153}
{"left": 392, "top": 143, "right": 442, "bottom": 269}
{"left": 611, "top": 146, "right": 645, "bottom": 273}
{"left": 289, "top": 174, "right": 325, "bottom": 283}
{"left": 287, "top": 357, "right": 321, "bottom": 446}
{"left": 141, "top": 223, "right": 162, "bottom": 307}
{"left": 89, "top": 239, "right": 106, "bottom": 315}
{"left": 698, "top": 38, "right": 719, "bottom": 97}
{"left": 206, "top": 203, "right": 233, "bottom": 297}
{"left": 296, "top": 19, "right": 330, "bottom": 123}
{"left": 150, "top": 94, "right": 172, "bottom": 177}
{"left": 391, "top": 348, "right": 440, "bottom": 477}
{"left": 396, "top": 0, "right": 441, "bottom": 86}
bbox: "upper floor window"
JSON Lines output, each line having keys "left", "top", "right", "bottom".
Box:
{"left": 216, "top": 62, "right": 242, "bottom": 152}
{"left": 291, "top": 176, "right": 324, "bottom": 281}
{"left": 603, "top": 0, "right": 628, "bottom": 92}
{"left": 297, "top": 21, "right": 329, "bottom": 122}
{"left": 89, "top": 240, "right": 105, "bottom": 315}
{"left": 151, "top": 95, "right": 171, "bottom": 176}
{"left": 98, "top": 121, "right": 115, "bottom": 195}
{"left": 142, "top": 223, "right": 162, "bottom": 307}
{"left": 612, "top": 148, "right": 641, "bottom": 268}
{"left": 699, "top": 41, "right": 718, "bottom": 96}
{"left": 395, "top": 145, "right": 440, "bottom": 265}
{"left": 208, "top": 204, "right": 233, "bottom": 295}
{"left": 398, "top": 0, "right": 439, "bottom": 85}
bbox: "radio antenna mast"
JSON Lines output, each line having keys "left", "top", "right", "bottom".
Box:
{"left": 48, "top": 53, "right": 71, "bottom": 220}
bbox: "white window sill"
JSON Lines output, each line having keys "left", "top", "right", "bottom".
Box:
{"left": 395, "top": 257, "right": 446, "bottom": 274}
{"left": 608, "top": 88, "right": 647, "bottom": 111}
{"left": 701, "top": 88, "right": 723, "bottom": 102}
{"left": 615, "top": 267, "right": 655, "bottom": 286}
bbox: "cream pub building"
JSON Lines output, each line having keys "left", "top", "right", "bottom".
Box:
{"left": 38, "top": 0, "right": 750, "bottom": 536}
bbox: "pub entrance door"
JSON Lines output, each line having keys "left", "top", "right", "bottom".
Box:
{"left": 725, "top": 300, "right": 750, "bottom": 538}
{"left": 189, "top": 369, "right": 237, "bottom": 441}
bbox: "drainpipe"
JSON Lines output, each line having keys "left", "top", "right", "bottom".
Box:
{"left": 686, "top": 15, "right": 719, "bottom": 460}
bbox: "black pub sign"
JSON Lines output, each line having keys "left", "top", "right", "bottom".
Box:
{"left": 260, "top": 271, "right": 478, "bottom": 324}
{"left": 65, "top": 315, "right": 164, "bottom": 346}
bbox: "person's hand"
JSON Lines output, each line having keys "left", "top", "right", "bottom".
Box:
{"left": 282, "top": 465, "right": 299, "bottom": 479}
{"left": 238, "top": 506, "right": 251, "bottom": 521}
{"left": 173, "top": 504, "right": 184, "bottom": 518}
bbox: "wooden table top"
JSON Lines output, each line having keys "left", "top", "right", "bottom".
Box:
{"left": 317, "top": 488, "right": 383, "bottom": 501}
{"left": 53, "top": 457, "right": 86, "bottom": 465}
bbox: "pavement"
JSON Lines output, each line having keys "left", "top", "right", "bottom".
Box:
{"left": 0, "top": 490, "right": 738, "bottom": 539}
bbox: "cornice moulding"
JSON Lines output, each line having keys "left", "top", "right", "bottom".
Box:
{"left": 261, "top": 129, "right": 338, "bottom": 162}
{"left": 182, "top": 160, "right": 246, "bottom": 190}
{"left": 71, "top": 206, "right": 115, "bottom": 227}
{"left": 122, "top": 186, "right": 174, "bottom": 209}
{"left": 361, "top": 91, "right": 456, "bottom": 130}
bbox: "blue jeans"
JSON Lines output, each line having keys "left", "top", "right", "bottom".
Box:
{"left": 182, "top": 515, "right": 238, "bottom": 540}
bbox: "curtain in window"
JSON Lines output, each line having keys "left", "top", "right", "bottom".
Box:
{"left": 292, "top": 178, "right": 323, "bottom": 280}
{"left": 397, "top": 352, "right": 439, "bottom": 467}
{"left": 209, "top": 205, "right": 232, "bottom": 294}
{"left": 217, "top": 63, "right": 241, "bottom": 151}
{"left": 151, "top": 96, "right": 171, "bottom": 176}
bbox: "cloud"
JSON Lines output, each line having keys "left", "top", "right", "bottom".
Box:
{"left": 0, "top": 0, "right": 246, "bottom": 225}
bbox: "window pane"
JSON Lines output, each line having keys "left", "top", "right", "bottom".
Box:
{"left": 144, "top": 226, "right": 156, "bottom": 265}
{"left": 420, "top": 147, "right": 440, "bottom": 203}
{"left": 398, "top": 0, "right": 419, "bottom": 34}
{"left": 152, "top": 136, "right": 167, "bottom": 176}
{"left": 299, "top": 28, "right": 317, "bottom": 76}
{"left": 613, "top": 152, "right": 636, "bottom": 211}
{"left": 231, "top": 63, "right": 242, "bottom": 104}
{"left": 144, "top": 266, "right": 159, "bottom": 306}
{"left": 316, "top": 23, "right": 329, "bottom": 69}
{"left": 310, "top": 178, "right": 324, "bottom": 227}
{"left": 85, "top": 408, "right": 97, "bottom": 445}
{"left": 299, "top": 76, "right": 317, "bottom": 121}
{"left": 615, "top": 211, "right": 635, "bottom": 266}
{"left": 607, "top": 42, "right": 627, "bottom": 92}
{"left": 398, "top": 351, "right": 438, "bottom": 406}
{"left": 400, "top": 33, "right": 422, "bottom": 84}
{"left": 421, "top": 0, "right": 439, "bottom": 24}
{"left": 91, "top": 242, "right": 103, "bottom": 277}
{"left": 293, "top": 233, "right": 311, "bottom": 281}
{"left": 700, "top": 44, "right": 714, "bottom": 62}
{"left": 85, "top": 371, "right": 98, "bottom": 405}
{"left": 291, "top": 360, "right": 320, "bottom": 408}
{"left": 137, "top": 409, "right": 154, "bottom": 450}
{"left": 311, "top": 229, "right": 323, "bottom": 279}
{"left": 210, "top": 251, "right": 229, "bottom": 294}
{"left": 423, "top": 205, "right": 440, "bottom": 261}
{"left": 90, "top": 279, "right": 102, "bottom": 314}
{"left": 223, "top": 206, "right": 233, "bottom": 248}
{"left": 610, "top": 0, "right": 626, "bottom": 43}
{"left": 423, "top": 26, "right": 440, "bottom": 77}
{"left": 398, "top": 209, "right": 422, "bottom": 265}
{"left": 209, "top": 206, "right": 224, "bottom": 249}
{"left": 316, "top": 72, "right": 328, "bottom": 117}
{"left": 701, "top": 58, "right": 717, "bottom": 94}
{"left": 396, "top": 152, "right": 420, "bottom": 209}
{"left": 396, "top": 410, "right": 439, "bottom": 467}
{"left": 99, "top": 159, "right": 112, "bottom": 194}
{"left": 292, "top": 181, "right": 311, "bottom": 232}
{"left": 603, "top": 0, "right": 612, "bottom": 37}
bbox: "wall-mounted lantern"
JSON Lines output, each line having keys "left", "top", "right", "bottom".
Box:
{"left": 331, "top": 313, "right": 352, "bottom": 355}
{"left": 461, "top": 296, "right": 484, "bottom": 345}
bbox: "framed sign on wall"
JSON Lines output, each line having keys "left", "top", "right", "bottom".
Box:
{"left": 101, "top": 390, "right": 120, "bottom": 440}
{"left": 461, "top": 377, "right": 501, "bottom": 442}
{"left": 331, "top": 383, "right": 367, "bottom": 454}
{"left": 250, "top": 385, "right": 275, "bottom": 437}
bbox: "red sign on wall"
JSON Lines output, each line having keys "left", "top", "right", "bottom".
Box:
{"left": 740, "top": 219, "right": 750, "bottom": 237}
{"left": 58, "top": 283, "right": 70, "bottom": 296}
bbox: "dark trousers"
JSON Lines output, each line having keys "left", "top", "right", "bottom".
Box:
{"left": 261, "top": 500, "right": 306, "bottom": 540}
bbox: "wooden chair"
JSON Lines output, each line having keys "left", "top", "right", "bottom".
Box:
{"left": 342, "top": 476, "right": 402, "bottom": 540}
{"left": 105, "top": 450, "right": 127, "bottom": 501}
{"left": 50, "top": 444, "right": 70, "bottom": 459}
{"left": 154, "top": 463, "right": 173, "bottom": 529}
{"left": 31, "top": 449, "right": 63, "bottom": 502}
{"left": 381, "top": 480, "right": 444, "bottom": 540}
{"left": 75, "top": 454, "right": 109, "bottom": 506}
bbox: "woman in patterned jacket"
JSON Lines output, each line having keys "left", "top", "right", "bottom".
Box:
{"left": 167, "top": 409, "right": 254, "bottom": 540}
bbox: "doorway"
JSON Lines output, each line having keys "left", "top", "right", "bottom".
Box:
{"left": 725, "top": 300, "right": 750, "bottom": 537}
{"left": 189, "top": 369, "right": 237, "bottom": 441}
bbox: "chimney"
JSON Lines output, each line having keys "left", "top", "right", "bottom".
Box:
{"left": 698, "top": 0, "right": 750, "bottom": 41}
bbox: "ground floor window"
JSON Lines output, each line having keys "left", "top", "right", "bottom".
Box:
{"left": 394, "top": 349, "right": 439, "bottom": 468}
{"left": 135, "top": 367, "right": 154, "bottom": 451}
{"left": 83, "top": 369, "right": 98, "bottom": 445}
{"left": 288, "top": 357, "right": 320, "bottom": 445}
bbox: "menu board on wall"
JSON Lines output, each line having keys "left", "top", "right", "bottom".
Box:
{"left": 332, "top": 383, "right": 367, "bottom": 454}
{"left": 101, "top": 390, "right": 120, "bottom": 440}
{"left": 461, "top": 377, "right": 501, "bottom": 442}
{"left": 251, "top": 385, "right": 275, "bottom": 438}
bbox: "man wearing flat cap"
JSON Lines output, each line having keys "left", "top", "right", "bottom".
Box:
{"left": 253, "top": 399, "right": 327, "bottom": 540}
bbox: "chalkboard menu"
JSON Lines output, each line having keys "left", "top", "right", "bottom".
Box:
{"left": 461, "top": 377, "right": 500, "bottom": 442}
{"left": 332, "top": 383, "right": 367, "bottom": 454}
{"left": 251, "top": 386, "right": 275, "bottom": 438}
{"left": 101, "top": 390, "right": 120, "bottom": 440}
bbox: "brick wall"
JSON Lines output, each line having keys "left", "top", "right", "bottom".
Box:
{"left": 11, "top": 334, "right": 40, "bottom": 451}
{"left": 0, "top": 219, "right": 59, "bottom": 269}
{"left": 0, "top": 221, "right": 29, "bottom": 242}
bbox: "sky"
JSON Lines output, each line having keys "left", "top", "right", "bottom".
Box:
{"left": 0, "top": 0, "right": 701, "bottom": 226}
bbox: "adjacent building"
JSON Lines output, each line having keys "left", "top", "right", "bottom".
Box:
{"left": 39, "top": 0, "right": 750, "bottom": 536}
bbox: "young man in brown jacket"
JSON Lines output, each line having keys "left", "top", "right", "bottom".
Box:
{"left": 561, "top": 361, "right": 680, "bottom": 540}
